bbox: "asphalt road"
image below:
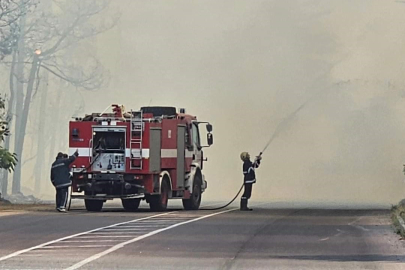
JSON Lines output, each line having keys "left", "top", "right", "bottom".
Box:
{"left": 0, "top": 202, "right": 404, "bottom": 269}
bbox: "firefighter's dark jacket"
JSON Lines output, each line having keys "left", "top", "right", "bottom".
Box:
{"left": 243, "top": 159, "right": 260, "bottom": 184}
{"left": 51, "top": 154, "right": 78, "bottom": 189}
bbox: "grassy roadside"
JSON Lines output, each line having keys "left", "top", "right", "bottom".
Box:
{"left": 391, "top": 199, "right": 405, "bottom": 237}
{"left": 0, "top": 201, "right": 54, "bottom": 212}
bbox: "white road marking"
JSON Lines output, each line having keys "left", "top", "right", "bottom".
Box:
{"left": 334, "top": 229, "right": 345, "bottom": 237}
{"left": 102, "top": 228, "right": 152, "bottom": 231}
{"left": 135, "top": 221, "right": 178, "bottom": 224}
{"left": 348, "top": 217, "right": 363, "bottom": 225}
{"left": 142, "top": 218, "right": 189, "bottom": 221}
{"left": 0, "top": 212, "right": 170, "bottom": 262}
{"left": 348, "top": 216, "right": 370, "bottom": 232}
{"left": 319, "top": 229, "right": 345, "bottom": 241}
{"left": 65, "top": 208, "right": 237, "bottom": 270}
{"left": 62, "top": 240, "right": 123, "bottom": 243}
{"left": 89, "top": 232, "right": 144, "bottom": 235}
{"left": 109, "top": 224, "right": 166, "bottom": 227}
{"left": 75, "top": 236, "right": 135, "bottom": 238}
{"left": 353, "top": 226, "right": 370, "bottom": 232}
{"left": 39, "top": 245, "right": 114, "bottom": 249}
{"left": 19, "top": 254, "right": 50, "bottom": 257}
{"left": 107, "top": 225, "right": 157, "bottom": 228}
{"left": 150, "top": 218, "right": 190, "bottom": 220}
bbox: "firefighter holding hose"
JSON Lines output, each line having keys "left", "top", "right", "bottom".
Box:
{"left": 240, "top": 152, "right": 261, "bottom": 211}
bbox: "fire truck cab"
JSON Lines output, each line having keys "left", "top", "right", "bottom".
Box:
{"left": 69, "top": 105, "right": 213, "bottom": 212}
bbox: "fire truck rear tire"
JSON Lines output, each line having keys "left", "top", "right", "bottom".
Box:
{"left": 84, "top": 199, "right": 103, "bottom": 212}
{"left": 182, "top": 175, "right": 202, "bottom": 210}
{"left": 149, "top": 179, "right": 170, "bottom": 211}
{"left": 121, "top": 198, "right": 141, "bottom": 211}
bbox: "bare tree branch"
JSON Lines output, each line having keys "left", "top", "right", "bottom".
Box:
{"left": 0, "top": 0, "right": 37, "bottom": 59}
{"left": 21, "top": 153, "right": 36, "bottom": 166}
{"left": 31, "top": 62, "right": 40, "bottom": 97}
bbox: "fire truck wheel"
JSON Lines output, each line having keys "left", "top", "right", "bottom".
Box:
{"left": 182, "top": 174, "right": 202, "bottom": 210}
{"left": 121, "top": 198, "right": 141, "bottom": 212}
{"left": 149, "top": 179, "right": 170, "bottom": 211}
{"left": 84, "top": 199, "right": 103, "bottom": 212}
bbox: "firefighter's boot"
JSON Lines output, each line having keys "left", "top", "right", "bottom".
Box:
{"left": 240, "top": 198, "right": 245, "bottom": 210}
{"left": 240, "top": 198, "right": 252, "bottom": 211}
{"left": 245, "top": 199, "right": 252, "bottom": 211}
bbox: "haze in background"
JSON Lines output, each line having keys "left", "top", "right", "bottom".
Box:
{"left": 15, "top": 0, "right": 405, "bottom": 208}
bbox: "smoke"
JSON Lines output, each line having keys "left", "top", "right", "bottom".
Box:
{"left": 14, "top": 0, "right": 405, "bottom": 208}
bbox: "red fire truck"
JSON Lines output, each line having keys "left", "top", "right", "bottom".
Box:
{"left": 68, "top": 105, "right": 213, "bottom": 212}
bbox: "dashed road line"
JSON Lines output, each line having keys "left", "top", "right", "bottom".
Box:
{"left": 65, "top": 208, "right": 237, "bottom": 270}
{"left": 0, "top": 208, "right": 239, "bottom": 269}
{"left": 0, "top": 212, "right": 170, "bottom": 262}
{"left": 39, "top": 245, "right": 114, "bottom": 249}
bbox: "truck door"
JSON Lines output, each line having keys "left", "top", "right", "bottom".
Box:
{"left": 177, "top": 125, "right": 186, "bottom": 189}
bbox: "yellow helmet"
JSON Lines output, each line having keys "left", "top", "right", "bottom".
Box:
{"left": 240, "top": 152, "right": 250, "bottom": 161}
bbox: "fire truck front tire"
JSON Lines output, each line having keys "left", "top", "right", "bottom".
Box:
{"left": 84, "top": 199, "right": 103, "bottom": 212}
{"left": 182, "top": 174, "right": 202, "bottom": 210}
{"left": 148, "top": 178, "right": 170, "bottom": 211}
{"left": 121, "top": 198, "right": 141, "bottom": 212}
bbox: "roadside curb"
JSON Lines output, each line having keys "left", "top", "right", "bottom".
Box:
{"left": 395, "top": 214, "right": 405, "bottom": 236}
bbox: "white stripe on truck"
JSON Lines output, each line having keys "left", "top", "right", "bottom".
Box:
{"left": 68, "top": 148, "right": 194, "bottom": 159}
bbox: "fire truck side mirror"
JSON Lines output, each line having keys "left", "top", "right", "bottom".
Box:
{"left": 206, "top": 123, "right": 213, "bottom": 133}
{"left": 207, "top": 133, "right": 213, "bottom": 146}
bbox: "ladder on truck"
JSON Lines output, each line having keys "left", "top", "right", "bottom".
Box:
{"left": 130, "top": 110, "right": 144, "bottom": 170}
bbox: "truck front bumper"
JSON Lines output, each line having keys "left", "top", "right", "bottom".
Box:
{"left": 71, "top": 193, "right": 144, "bottom": 200}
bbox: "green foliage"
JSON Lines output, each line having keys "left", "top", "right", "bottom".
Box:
{"left": 391, "top": 203, "right": 405, "bottom": 237}
{"left": 0, "top": 95, "right": 17, "bottom": 171}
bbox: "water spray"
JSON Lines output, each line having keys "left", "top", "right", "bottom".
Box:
{"left": 200, "top": 90, "right": 323, "bottom": 211}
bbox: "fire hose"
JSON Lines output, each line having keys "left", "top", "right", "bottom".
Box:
{"left": 199, "top": 97, "right": 311, "bottom": 211}
{"left": 199, "top": 153, "right": 263, "bottom": 211}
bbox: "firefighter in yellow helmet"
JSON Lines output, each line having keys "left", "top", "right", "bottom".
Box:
{"left": 240, "top": 152, "right": 261, "bottom": 211}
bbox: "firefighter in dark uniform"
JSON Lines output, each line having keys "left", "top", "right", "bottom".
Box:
{"left": 51, "top": 150, "right": 78, "bottom": 212}
{"left": 240, "top": 152, "right": 261, "bottom": 211}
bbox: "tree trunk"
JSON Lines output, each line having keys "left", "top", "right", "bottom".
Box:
{"left": 1, "top": 50, "right": 17, "bottom": 196}
{"left": 48, "top": 89, "right": 62, "bottom": 165}
{"left": 34, "top": 72, "right": 48, "bottom": 195}
{"left": 11, "top": 15, "right": 26, "bottom": 194}
{"left": 12, "top": 58, "right": 40, "bottom": 194}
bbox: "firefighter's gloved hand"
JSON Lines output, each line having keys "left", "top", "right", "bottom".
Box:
{"left": 74, "top": 149, "right": 79, "bottom": 157}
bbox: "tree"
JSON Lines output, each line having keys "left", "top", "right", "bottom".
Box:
{"left": 0, "top": 0, "right": 36, "bottom": 195}
{"left": 0, "top": 95, "right": 17, "bottom": 176}
{"left": 0, "top": 0, "right": 36, "bottom": 59}
{"left": 7, "top": 0, "right": 116, "bottom": 194}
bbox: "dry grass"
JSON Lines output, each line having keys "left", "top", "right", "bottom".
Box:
{"left": 0, "top": 201, "right": 54, "bottom": 212}
{"left": 391, "top": 199, "right": 405, "bottom": 237}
